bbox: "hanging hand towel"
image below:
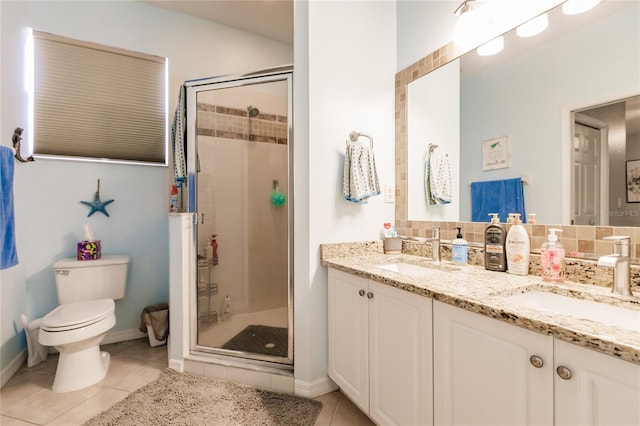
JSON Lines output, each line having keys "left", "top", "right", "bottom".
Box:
{"left": 470, "top": 177, "right": 525, "bottom": 222}
{"left": 171, "top": 85, "right": 187, "bottom": 187}
{"left": 1, "top": 146, "right": 18, "bottom": 269}
{"left": 425, "top": 151, "right": 452, "bottom": 205}
{"left": 343, "top": 142, "right": 380, "bottom": 204}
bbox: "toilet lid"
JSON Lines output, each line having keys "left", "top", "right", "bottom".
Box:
{"left": 41, "top": 299, "right": 115, "bottom": 330}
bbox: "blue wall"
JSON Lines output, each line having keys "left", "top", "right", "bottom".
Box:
{"left": 0, "top": 0, "right": 292, "bottom": 374}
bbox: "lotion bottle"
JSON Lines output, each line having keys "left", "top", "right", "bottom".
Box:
{"left": 452, "top": 227, "right": 468, "bottom": 265}
{"left": 484, "top": 213, "right": 507, "bottom": 272}
{"left": 541, "top": 228, "right": 565, "bottom": 282}
{"left": 505, "top": 213, "right": 530, "bottom": 276}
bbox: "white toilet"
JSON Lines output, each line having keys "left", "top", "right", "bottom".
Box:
{"left": 39, "top": 255, "right": 129, "bottom": 392}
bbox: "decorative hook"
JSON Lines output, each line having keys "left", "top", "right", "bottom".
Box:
{"left": 12, "top": 127, "right": 35, "bottom": 163}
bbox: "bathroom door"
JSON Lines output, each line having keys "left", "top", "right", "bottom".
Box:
{"left": 184, "top": 67, "right": 293, "bottom": 366}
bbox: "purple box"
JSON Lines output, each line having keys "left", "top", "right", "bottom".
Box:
{"left": 77, "top": 240, "right": 101, "bottom": 260}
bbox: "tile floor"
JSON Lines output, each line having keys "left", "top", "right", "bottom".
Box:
{"left": 1, "top": 338, "right": 373, "bottom": 426}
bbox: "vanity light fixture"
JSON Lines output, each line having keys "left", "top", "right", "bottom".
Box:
{"left": 454, "top": 0, "right": 481, "bottom": 48}
{"left": 477, "top": 36, "right": 504, "bottom": 56}
{"left": 562, "top": 0, "right": 601, "bottom": 16}
{"left": 516, "top": 13, "right": 549, "bottom": 38}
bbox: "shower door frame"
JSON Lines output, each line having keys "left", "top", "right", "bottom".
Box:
{"left": 184, "top": 66, "right": 294, "bottom": 368}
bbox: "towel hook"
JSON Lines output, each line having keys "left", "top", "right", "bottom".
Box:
{"left": 428, "top": 143, "right": 438, "bottom": 154}
{"left": 347, "top": 131, "right": 374, "bottom": 149}
{"left": 12, "top": 127, "right": 35, "bottom": 163}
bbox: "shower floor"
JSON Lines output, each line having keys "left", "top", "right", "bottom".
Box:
{"left": 197, "top": 306, "right": 288, "bottom": 349}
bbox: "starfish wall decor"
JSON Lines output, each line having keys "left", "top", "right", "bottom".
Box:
{"left": 81, "top": 179, "right": 114, "bottom": 217}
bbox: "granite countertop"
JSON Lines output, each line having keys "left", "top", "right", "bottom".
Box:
{"left": 321, "top": 243, "right": 640, "bottom": 365}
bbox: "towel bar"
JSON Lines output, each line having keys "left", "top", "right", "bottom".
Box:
{"left": 468, "top": 175, "right": 530, "bottom": 186}
{"left": 347, "top": 131, "right": 373, "bottom": 149}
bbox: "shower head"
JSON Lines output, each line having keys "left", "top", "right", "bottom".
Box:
{"left": 247, "top": 105, "right": 260, "bottom": 117}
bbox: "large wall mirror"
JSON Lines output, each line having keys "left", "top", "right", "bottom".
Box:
{"left": 401, "top": 1, "right": 639, "bottom": 228}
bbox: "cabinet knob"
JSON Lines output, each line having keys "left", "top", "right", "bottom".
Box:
{"left": 556, "top": 365, "right": 572, "bottom": 380}
{"left": 367, "top": 292, "right": 374, "bottom": 299}
{"left": 359, "top": 289, "right": 365, "bottom": 297}
{"left": 529, "top": 355, "right": 544, "bottom": 368}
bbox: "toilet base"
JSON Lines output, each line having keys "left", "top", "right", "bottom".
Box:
{"left": 52, "top": 335, "right": 111, "bottom": 392}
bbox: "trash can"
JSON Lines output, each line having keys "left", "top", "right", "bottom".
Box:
{"left": 139, "top": 303, "right": 169, "bottom": 347}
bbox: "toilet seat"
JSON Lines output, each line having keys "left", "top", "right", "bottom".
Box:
{"left": 41, "top": 299, "right": 115, "bottom": 332}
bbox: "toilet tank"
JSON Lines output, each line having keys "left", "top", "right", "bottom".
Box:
{"left": 53, "top": 255, "right": 130, "bottom": 304}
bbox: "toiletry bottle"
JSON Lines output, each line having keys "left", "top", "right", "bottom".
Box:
{"left": 383, "top": 223, "right": 392, "bottom": 238}
{"left": 211, "top": 235, "right": 219, "bottom": 265}
{"left": 221, "top": 295, "right": 232, "bottom": 321}
{"left": 485, "top": 213, "right": 507, "bottom": 272}
{"left": 169, "top": 184, "right": 179, "bottom": 213}
{"left": 452, "top": 227, "right": 468, "bottom": 265}
{"left": 541, "top": 228, "right": 565, "bottom": 282}
{"left": 505, "top": 213, "right": 530, "bottom": 276}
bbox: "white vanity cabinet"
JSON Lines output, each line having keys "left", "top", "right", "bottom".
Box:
{"left": 433, "top": 300, "right": 554, "bottom": 426}
{"left": 554, "top": 339, "right": 640, "bottom": 426}
{"left": 327, "top": 268, "right": 433, "bottom": 426}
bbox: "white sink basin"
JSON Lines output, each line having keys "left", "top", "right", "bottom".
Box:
{"left": 506, "top": 291, "right": 640, "bottom": 332}
{"left": 375, "top": 262, "right": 457, "bottom": 276}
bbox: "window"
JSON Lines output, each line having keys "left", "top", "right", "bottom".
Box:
{"left": 31, "top": 30, "right": 167, "bottom": 165}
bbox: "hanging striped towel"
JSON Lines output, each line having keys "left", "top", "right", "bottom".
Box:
{"left": 343, "top": 142, "right": 380, "bottom": 204}
{"left": 425, "top": 151, "right": 452, "bottom": 205}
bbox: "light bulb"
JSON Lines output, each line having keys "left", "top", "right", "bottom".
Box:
{"left": 477, "top": 36, "right": 504, "bottom": 56}
{"left": 562, "top": 0, "right": 600, "bottom": 15}
{"left": 517, "top": 13, "right": 549, "bottom": 38}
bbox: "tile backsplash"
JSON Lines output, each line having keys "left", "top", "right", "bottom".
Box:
{"left": 395, "top": 220, "right": 640, "bottom": 263}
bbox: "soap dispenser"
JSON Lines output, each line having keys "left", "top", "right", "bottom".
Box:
{"left": 485, "top": 213, "right": 507, "bottom": 272}
{"left": 541, "top": 228, "right": 565, "bottom": 282}
{"left": 452, "top": 227, "right": 468, "bottom": 265}
{"left": 505, "top": 213, "right": 530, "bottom": 276}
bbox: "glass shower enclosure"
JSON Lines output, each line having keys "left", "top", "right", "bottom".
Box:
{"left": 184, "top": 66, "right": 293, "bottom": 367}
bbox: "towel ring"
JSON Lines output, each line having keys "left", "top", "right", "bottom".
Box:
{"left": 347, "top": 131, "right": 374, "bottom": 149}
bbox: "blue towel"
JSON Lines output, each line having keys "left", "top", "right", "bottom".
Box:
{"left": 470, "top": 177, "right": 525, "bottom": 223}
{"left": 1, "top": 146, "right": 18, "bottom": 269}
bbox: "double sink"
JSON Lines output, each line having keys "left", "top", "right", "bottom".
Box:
{"left": 374, "top": 260, "right": 639, "bottom": 333}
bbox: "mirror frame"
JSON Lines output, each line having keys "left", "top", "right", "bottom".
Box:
{"left": 394, "top": 40, "right": 640, "bottom": 263}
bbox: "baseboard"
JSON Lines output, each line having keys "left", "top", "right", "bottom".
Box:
{"left": 294, "top": 376, "right": 338, "bottom": 398}
{"left": 168, "top": 359, "right": 184, "bottom": 372}
{"left": 1, "top": 350, "right": 27, "bottom": 389}
{"left": 103, "top": 328, "right": 147, "bottom": 345}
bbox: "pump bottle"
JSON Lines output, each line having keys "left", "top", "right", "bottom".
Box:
{"left": 505, "top": 213, "right": 530, "bottom": 276}
{"left": 484, "top": 213, "right": 507, "bottom": 272}
{"left": 541, "top": 228, "right": 565, "bottom": 282}
{"left": 452, "top": 227, "right": 468, "bottom": 265}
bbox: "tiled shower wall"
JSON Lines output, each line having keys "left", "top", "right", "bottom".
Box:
{"left": 197, "top": 103, "right": 288, "bottom": 144}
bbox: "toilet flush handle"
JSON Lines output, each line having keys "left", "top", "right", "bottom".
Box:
{"left": 55, "top": 269, "right": 70, "bottom": 276}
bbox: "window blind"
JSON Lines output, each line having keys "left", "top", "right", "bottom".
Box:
{"left": 33, "top": 31, "right": 167, "bottom": 164}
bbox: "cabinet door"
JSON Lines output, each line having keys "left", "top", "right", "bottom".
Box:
{"left": 434, "top": 301, "right": 553, "bottom": 426}
{"left": 327, "top": 268, "right": 369, "bottom": 414}
{"left": 369, "top": 281, "right": 433, "bottom": 426}
{"left": 555, "top": 339, "right": 640, "bottom": 426}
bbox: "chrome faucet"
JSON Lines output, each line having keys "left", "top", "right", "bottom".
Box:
{"left": 424, "top": 227, "right": 441, "bottom": 265}
{"left": 597, "top": 236, "right": 631, "bottom": 296}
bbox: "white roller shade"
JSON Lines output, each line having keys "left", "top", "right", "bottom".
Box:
{"left": 33, "top": 31, "right": 167, "bottom": 164}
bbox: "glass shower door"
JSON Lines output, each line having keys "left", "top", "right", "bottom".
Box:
{"left": 185, "top": 68, "right": 293, "bottom": 366}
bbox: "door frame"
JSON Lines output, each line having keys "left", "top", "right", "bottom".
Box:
{"left": 184, "top": 65, "right": 294, "bottom": 368}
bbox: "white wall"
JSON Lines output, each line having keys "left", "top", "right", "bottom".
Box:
{"left": 294, "top": 0, "right": 397, "bottom": 385}
{"left": 0, "top": 0, "right": 291, "bottom": 373}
